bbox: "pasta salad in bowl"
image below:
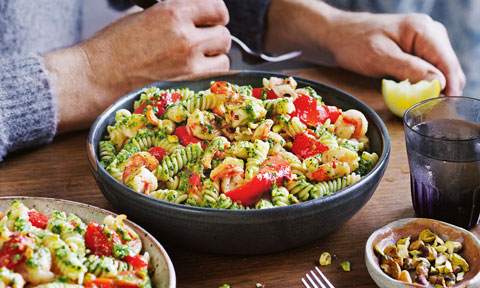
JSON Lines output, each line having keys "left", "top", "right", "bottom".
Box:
{"left": 88, "top": 71, "right": 390, "bottom": 254}
{"left": 0, "top": 197, "right": 176, "bottom": 288}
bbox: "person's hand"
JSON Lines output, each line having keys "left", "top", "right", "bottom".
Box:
{"left": 324, "top": 12, "right": 465, "bottom": 96}
{"left": 45, "top": 0, "right": 230, "bottom": 132}
{"left": 265, "top": 0, "right": 465, "bottom": 96}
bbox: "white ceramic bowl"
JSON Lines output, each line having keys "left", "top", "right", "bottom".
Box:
{"left": 365, "top": 218, "right": 480, "bottom": 288}
{"left": 0, "top": 196, "right": 176, "bottom": 288}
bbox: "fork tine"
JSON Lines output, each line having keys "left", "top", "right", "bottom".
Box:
{"left": 309, "top": 270, "right": 327, "bottom": 288}
{"left": 302, "top": 267, "right": 335, "bottom": 288}
{"left": 260, "top": 51, "right": 302, "bottom": 62}
{"left": 306, "top": 273, "right": 321, "bottom": 288}
{"left": 301, "top": 277, "right": 312, "bottom": 288}
{"left": 231, "top": 35, "right": 302, "bottom": 63}
{"left": 315, "top": 267, "right": 335, "bottom": 288}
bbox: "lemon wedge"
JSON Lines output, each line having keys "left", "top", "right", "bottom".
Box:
{"left": 382, "top": 79, "right": 441, "bottom": 117}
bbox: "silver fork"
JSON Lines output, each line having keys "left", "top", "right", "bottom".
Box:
{"left": 231, "top": 35, "right": 302, "bottom": 63}
{"left": 302, "top": 266, "right": 335, "bottom": 288}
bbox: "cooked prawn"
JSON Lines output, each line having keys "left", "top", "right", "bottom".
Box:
{"left": 186, "top": 109, "right": 222, "bottom": 140}
{"left": 334, "top": 109, "right": 368, "bottom": 139}
{"left": 322, "top": 146, "right": 360, "bottom": 171}
{"left": 202, "top": 136, "right": 230, "bottom": 169}
{"left": 308, "top": 161, "right": 351, "bottom": 181}
{"left": 210, "top": 81, "right": 242, "bottom": 103}
{"left": 251, "top": 119, "right": 274, "bottom": 141}
{"left": 122, "top": 152, "right": 159, "bottom": 195}
{"left": 145, "top": 105, "right": 176, "bottom": 134}
{"left": 210, "top": 157, "right": 244, "bottom": 180}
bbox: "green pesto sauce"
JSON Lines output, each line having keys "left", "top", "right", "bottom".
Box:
{"left": 245, "top": 104, "right": 256, "bottom": 123}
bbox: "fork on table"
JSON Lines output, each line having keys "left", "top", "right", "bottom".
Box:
{"left": 302, "top": 266, "right": 335, "bottom": 288}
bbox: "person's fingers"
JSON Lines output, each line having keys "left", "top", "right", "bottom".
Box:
{"left": 193, "top": 25, "right": 231, "bottom": 56}
{"left": 378, "top": 41, "right": 446, "bottom": 88}
{"left": 398, "top": 15, "right": 465, "bottom": 95}
{"left": 152, "top": 0, "right": 228, "bottom": 27}
{"left": 444, "top": 66, "right": 466, "bottom": 96}
{"left": 182, "top": 0, "right": 229, "bottom": 26}
{"left": 195, "top": 54, "right": 230, "bottom": 73}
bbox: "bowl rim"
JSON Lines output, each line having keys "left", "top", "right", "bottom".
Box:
{"left": 0, "top": 196, "right": 176, "bottom": 288}
{"left": 365, "top": 217, "right": 480, "bottom": 287}
{"left": 87, "top": 70, "right": 391, "bottom": 215}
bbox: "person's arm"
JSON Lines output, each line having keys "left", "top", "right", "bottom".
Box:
{"left": 0, "top": 0, "right": 230, "bottom": 160}
{"left": 46, "top": 0, "right": 231, "bottom": 133}
{"left": 265, "top": 0, "right": 465, "bottom": 96}
{"left": 0, "top": 56, "right": 57, "bottom": 161}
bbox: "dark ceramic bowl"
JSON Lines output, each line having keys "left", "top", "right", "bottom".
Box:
{"left": 87, "top": 71, "right": 390, "bottom": 254}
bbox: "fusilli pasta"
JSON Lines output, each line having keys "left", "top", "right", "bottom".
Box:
{"left": 99, "top": 77, "right": 379, "bottom": 209}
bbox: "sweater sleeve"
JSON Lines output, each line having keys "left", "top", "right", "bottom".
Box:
{"left": 0, "top": 55, "right": 57, "bottom": 161}
{"left": 225, "top": 0, "right": 273, "bottom": 53}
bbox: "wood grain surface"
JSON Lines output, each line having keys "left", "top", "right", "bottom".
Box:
{"left": 1, "top": 66, "right": 478, "bottom": 288}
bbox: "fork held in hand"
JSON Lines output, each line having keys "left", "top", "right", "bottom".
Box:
{"left": 302, "top": 266, "right": 335, "bottom": 288}
{"left": 130, "top": 0, "right": 302, "bottom": 63}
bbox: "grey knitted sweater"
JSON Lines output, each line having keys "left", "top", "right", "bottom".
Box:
{"left": 0, "top": 0, "right": 271, "bottom": 161}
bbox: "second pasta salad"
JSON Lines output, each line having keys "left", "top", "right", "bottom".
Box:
{"left": 99, "top": 77, "right": 379, "bottom": 209}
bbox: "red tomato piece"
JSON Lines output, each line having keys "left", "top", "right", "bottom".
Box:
{"left": 148, "top": 147, "right": 167, "bottom": 162}
{"left": 133, "top": 102, "right": 148, "bottom": 115}
{"left": 174, "top": 126, "right": 203, "bottom": 147}
{"left": 85, "top": 278, "right": 114, "bottom": 288}
{"left": 252, "top": 88, "right": 263, "bottom": 99}
{"left": 124, "top": 255, "right": 148, "bottom": 270}
{"left": 187, "top": 173, "right": 202, "bottom": 195}
{"left": 0, "top": 234, "right": 35, "bottom": 269}
{"left": 252, "top": 88, "right": 279, "bottom": 100}
{"left": 323, "top": 105, "right": 341, "bottom": 123}
{"left": 309, "top": 168, "right": 333, "bottom": 182}
{"left": 189, "top": 174, "right": 201, "bottom": 187}
{"left": 85, "top": 222, "right": 121, "bottom": 257}
{"left": 28, "top": 210, "right": 50, "bottom": 229}
{"left": 133, "top": 92, "right": 182, "bottom": 116}
{"left": 224, "top": 155, "right": 291, "bottom": 206}
{"left": 266, "top": 89, "right": 279, "bottom": 99}
{"left": 290, "top": 93, "right": 329, "bottom": 126}
{"left": 291, "top": 133, "right": 329, "bottom": 160}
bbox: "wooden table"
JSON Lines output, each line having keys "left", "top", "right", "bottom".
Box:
{"left": 1, "top": 67, "right": 478, "bottom": 287}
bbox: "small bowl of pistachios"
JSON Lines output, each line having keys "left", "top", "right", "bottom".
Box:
{"left": 365, "top": 218, "right": 480, "bottom": 287}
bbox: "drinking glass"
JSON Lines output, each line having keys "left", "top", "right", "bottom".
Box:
{"left": 404, "top": 96, "right": 480, "bottom": 229}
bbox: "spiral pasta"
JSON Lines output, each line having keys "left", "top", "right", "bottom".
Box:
{"left": 107, "top": 111, "right": 148, "bottom": 149}
{"left": 264, "top": 98, "right": 295, "bottom": 116}
{"left": 154, "top": 143, "right": 203, "bottom": 181}
{"left": 313, "top": 172, "right": 361, "bottom": 198}
{"left": 99, "top": 77, "right": 379, "bottom": 209}
{"left": 98, "top": 141, "right": 116, "bottom": 166}
{"left": 83, "top": 255, "right": 133, "bottom": 278}
{"left": 183, "top": 92, "right": 223, "bottom": 113}
{"left": 46, "top": 211, "right": 85, "bottom": 255}
{"left": 0, "top": 267, "right": 24, "bottom": 288}
{"left": 150, "top": 189, "right": 188, "bottom": 204}
{"left": 245, "top": 140, "right": 269, "bottom": 180}
{"left": 276, "top": 114, "right": 306, "bottom": 138}
{"left": 271, "top": 186, "right": 294, "bottom": 207}
{"left": 286, "top": 176, "right": 318, "bottom": 202}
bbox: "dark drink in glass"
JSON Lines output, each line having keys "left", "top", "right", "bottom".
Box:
{"left": 404, "top": 97, "right": 480, "bottom": 229}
